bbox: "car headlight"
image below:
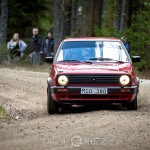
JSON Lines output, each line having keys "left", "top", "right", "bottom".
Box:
{"left": 119, "top": 75, "right": 130, "bottom": 85}
{"left": 58, "top": 75, "right": 69, "bottom": 86}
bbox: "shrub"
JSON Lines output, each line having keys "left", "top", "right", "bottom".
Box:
{"left": 0, "top": 44, "right": 9, "bottom": 63}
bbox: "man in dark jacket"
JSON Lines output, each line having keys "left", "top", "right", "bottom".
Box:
{"left": 30, "top": 28, "right": 42, "bottom": 65}
{"left": 42, "top": 31, "right": 54, "bottom": 58}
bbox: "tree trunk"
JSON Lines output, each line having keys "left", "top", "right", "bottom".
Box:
{"left": 120, "top": 0, "right": 126, "bottom": 32}
{"left": 63, "top": 1, "right": 72, "bottom": 38}
{"left": 71, "top": 0, "right": 78, "bottom": 36}
{"left": 0, "top": 0, "right": 8, "bottom": 45}
{"left": 98, "top": 0, "right": 103, "bottom": 28}
{"left": 59, "top": 0, "right": 65, "bottom": 42}
{"left": 89, "top": 0, "right": 95, "bottom": 36}
{"left": 53, "top": 0, "right": 60, "bottom": 54}
{"left": 114, "top": 0, "right": 121, "bottom": 30}
{"left": 107, "top": 0, "right": 115, "bottom": 27}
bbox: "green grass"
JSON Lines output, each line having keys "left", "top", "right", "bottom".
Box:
{"left": 0, "top": 106, "right": 6, "bottom": 119}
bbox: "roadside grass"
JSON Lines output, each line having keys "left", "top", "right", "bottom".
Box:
{"left": 135, "top": 69, "right": 150, "bottom": 80}
{"left": 0, "top": 106, "right": 6, "bottom": 119}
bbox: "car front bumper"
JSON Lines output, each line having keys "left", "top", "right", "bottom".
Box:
{"left": 50, "top": 85, "right": 138, "bottom": 104}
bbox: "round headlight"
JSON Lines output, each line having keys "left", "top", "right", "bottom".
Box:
{"left": 58, "top": 75, "right": 68, "bottom": 86}
{"left": 119, "top": 75, "right": 130, "bottom": 85}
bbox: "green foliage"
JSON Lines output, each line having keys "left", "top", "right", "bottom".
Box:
{"left": 0, "top": 44, "right": 8, "bottom": 63}
{"left": 94, "top": 1, "right": 150, "bottom": 71}
{"left": 1, "top": 0, "right": 149, "bottom": 72}
{"left": 124, "top": 4, "right": 150, "bottom": 70}
{"left": 7, "top": 0, "right": 53, "bottom": 39}
{"left": 94, "top": 25, "right": 121, "bottom": 38}
{"left": 0, "top": 106, "right": 6, "bottom": 118}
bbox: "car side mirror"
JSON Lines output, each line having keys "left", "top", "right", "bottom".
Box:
{"left": 45, "top": 57, "right": 53, "bottom": 63}
{"left": 132, "top": 56, "right": 140, "bottom": 63}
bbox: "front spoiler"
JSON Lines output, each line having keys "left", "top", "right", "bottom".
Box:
{"left": 50, "top": 85, "right": 137, "bottom": 94}
{"left": 49, "top": 86, "right": 138, "bottom": 103}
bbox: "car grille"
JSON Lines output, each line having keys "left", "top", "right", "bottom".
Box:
{"left": 68, "top": 74, "right": 120, "bottom": 84}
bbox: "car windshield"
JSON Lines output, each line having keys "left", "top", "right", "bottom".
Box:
{"left": 56, "top": 41, "right": 130, "bottom": 63}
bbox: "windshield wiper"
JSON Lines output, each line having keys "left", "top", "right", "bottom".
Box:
{"left": 82, "top": 61, "right": 93, "bottom": 64}
{"left": 58, "top": 60, "right": 80, "bottom": 62}
{"left": 89, "top": 57, "right": 113, "bottom": 61}
{"left": 89, "top": 57, "right": 125, "bottom": 63}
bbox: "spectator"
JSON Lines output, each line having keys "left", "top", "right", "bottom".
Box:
{"left": 121, "top": 37, "right": 130, "bottom": 53}
{"left": 29, "top": 28, "right": 42, "bottom": 65}
{"left": 42, "top": 31, "right": 54, "bottom": 58}
{"left": 7, "top": 33, "right": 27, "bottom": 63}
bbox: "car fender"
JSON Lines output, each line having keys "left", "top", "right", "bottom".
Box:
{"left": 47, "top": 77, "right": 52, "bottom": 88}
{"left": 136, "top": 77, "right": 140, "bottom": 87}
{"left": 47, "top": 77, "right": 52, "bottom": 95}
{"left": 136, "top": 77, "right": 140, "bottom": 93}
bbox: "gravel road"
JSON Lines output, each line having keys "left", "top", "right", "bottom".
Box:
{"left": 0, "top": 68, "right": 150, "bottom": 150}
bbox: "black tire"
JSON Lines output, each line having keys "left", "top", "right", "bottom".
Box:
{"left": 47, "top": 87, "right": 59, "bottom": 114}
{"left": 127, "top": 95, "right": 138, "bottom": 110}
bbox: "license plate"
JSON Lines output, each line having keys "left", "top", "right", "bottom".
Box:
{"left": 81, "top": 88, "right": 108, "bottom": 94}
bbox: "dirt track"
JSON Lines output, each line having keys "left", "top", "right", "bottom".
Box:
{"left": 0, "top": 68, "right": 150, "bottom": 150}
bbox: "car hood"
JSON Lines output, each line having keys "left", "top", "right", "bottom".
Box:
{"left": 54, "top": 62, "right": 132, "bottom": 74}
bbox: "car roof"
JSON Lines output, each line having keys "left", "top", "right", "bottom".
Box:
{"left": 63, "top": 37, "right": 120, "bottom": 42}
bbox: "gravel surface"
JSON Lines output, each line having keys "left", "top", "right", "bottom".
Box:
{"left": 0, "top": 68, "right": 150, "bottom": 150}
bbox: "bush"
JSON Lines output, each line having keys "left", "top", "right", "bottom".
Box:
{"left": 0, "top": 45, "right": 9, "bottom": 63}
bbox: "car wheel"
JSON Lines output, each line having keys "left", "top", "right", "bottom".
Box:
{"left": 127, "top": 94, "right": 138, "bottom": 110}
{"left": 47, "top": 87, "right": 59, "bottom": 114}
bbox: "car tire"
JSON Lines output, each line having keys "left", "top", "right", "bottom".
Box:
{"left": 47, "top": 87, "right": 59, "bottom": 114}
{"left": 127, "top": 94, "right": 138, "bottom": 110}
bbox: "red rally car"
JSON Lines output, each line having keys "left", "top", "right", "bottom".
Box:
{"left": 45, "top": 37, "right": 140, "bottom": 114}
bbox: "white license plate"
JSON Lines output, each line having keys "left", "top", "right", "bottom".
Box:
{"left": 81, "top": 88, "right": 108, "bottom": 94}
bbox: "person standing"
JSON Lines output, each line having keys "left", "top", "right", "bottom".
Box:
{"left": 121, "top": 37, "right": 130, "bottom": 53}
{"left": 7, "top": 33, "right": 27, "bottom": 63}
{"left": 42, "top": 31, "right": 54, "bottom": 58}
{"left": 29, "top": 28, "right": 42, "bottom": 65}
